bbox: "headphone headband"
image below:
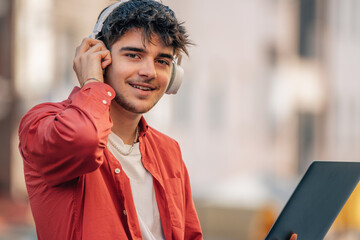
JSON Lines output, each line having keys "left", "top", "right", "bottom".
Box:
{"left": 90, "top": 0, "right": 129, "bottom": 39}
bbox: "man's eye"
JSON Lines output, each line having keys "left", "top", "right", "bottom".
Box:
{"left": 126, "top": 53, "right": 140, "bottom": 59}
{"left": 157, "top": 59, "right": 170, "bottom": 66}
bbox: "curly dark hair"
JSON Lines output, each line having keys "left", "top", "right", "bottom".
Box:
{"left": 96, "top": 0, "right": 191, "bottom": 57}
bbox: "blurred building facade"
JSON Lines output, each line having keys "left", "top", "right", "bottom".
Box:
{"left": 1, "top": 0, "right": 359, "bottom": 239}
{"left": 0, "top": 0, "right": 14, "bottom": 197}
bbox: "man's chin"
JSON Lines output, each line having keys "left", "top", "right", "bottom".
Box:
{"left": 114, "top": 98, "right": 155, "bottom": 115}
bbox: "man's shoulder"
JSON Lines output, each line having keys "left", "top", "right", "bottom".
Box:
{"left": 144, "top": 126, "right": 185, "bottom": 168}
{"left": 146, "top": 126, "right": 179, "bottom": 146}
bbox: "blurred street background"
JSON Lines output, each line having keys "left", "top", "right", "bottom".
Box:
{"left": 1, "top": 0, "right": 360, "bottom": 239}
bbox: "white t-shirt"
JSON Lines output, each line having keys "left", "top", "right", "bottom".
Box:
{"left": 107, "top": 132, "right": 165, "bottom": 240}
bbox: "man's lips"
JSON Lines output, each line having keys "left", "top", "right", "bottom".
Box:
{"left": 129, "top": 82, "right": 156, "bottom": 91}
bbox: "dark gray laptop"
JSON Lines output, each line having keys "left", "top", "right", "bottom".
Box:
{"left": 265, "top": 161, "right": 360, "bottom": 240}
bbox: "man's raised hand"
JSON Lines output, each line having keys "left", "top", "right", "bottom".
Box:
{"left": 73, "top": 38, "right": 112, "bottom": 86}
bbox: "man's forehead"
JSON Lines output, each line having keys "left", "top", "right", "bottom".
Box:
{"left": 115, "top": 28, "right": 174, "bottom": 54}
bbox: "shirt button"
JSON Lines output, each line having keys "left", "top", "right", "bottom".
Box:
{"left": 102, "top": 100, "right": 107, "bottom": 105}
{"left": 123, "top": 210, "right": 127, "bottom": 216}
{"left": 114, "top": 168, "right": 121, "bottom": 174}
{"left": 107, "top": 91, "right": 112, "bottom": 97}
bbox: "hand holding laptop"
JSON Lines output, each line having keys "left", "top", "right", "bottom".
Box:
{"left": 289, "top": 233, "right": 297, "bottom": 240}
{"left": 265, "top": 161, "right": 360, "bottom": 240}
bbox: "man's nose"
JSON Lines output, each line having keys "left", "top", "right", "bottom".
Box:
{"left": 139, "top": 59, "right": 156, "bottom": 79}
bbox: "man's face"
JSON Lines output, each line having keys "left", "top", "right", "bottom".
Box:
{"left": 105, "top": 28, "right": 173, "bottom": 114}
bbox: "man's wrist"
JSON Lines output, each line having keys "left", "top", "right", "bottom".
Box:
{"left": 81, "top": 78, "right": 103, "bottom": 87}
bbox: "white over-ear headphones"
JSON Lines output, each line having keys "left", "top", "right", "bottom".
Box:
{"left": 90, "top": 0, "right": 184, "bottom": 95}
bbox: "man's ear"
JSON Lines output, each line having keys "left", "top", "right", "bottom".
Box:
{"left": 103, "top": 68, "right": 108, "bottom": 83}
{"left": 102, "top": 46, "right": 111, "bottom": 81}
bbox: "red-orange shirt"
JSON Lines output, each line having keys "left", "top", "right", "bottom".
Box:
{"left": 18, "top": 82, "right": 203, "bottom": 240}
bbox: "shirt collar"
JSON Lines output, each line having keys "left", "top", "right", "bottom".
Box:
{"left": 139, "top": 116, "right": 149, "bottom": 137}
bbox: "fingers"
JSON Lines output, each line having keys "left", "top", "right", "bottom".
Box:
{"left": 100, "top": 49, "right": 112, "bottom": 69}
{"left": 289, "top": 233, "right": 297, "bottom": 240}
{"left": 74, "top": 38, "right": 110, "bottom": 67}
{"left": 75, "top": 38, "right": 106, "bottom": 57}
{"left": 73, "top": 38, "right": 112, "bottom": 85}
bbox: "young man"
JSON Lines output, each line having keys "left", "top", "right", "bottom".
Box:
{"left": 18, "top": 0, "right": 203, "bottom": 239}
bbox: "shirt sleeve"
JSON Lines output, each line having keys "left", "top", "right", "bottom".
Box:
{"left": 19, "top": 82, "right": 115, "bottom": 186}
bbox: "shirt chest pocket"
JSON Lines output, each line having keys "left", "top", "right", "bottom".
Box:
{"left": 164, "top": 178, "right": 185, "bottom": 229}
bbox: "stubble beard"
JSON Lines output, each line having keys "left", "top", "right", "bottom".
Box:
{"left": 114, "top": 92, "right": 160, "bottom": 114}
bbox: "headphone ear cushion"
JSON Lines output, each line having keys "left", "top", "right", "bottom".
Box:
{"left": 166, "top": 63, "right": 184, "bottom": 95}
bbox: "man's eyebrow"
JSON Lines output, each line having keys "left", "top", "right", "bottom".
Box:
{"left": 120, "top": 46, "right": 174, "bottom": 60}
{"left": 158, "top": 53, "right": 174, "bottom": 61}
{"left": 120, "top": 46, "right": 146, "bottom": 53}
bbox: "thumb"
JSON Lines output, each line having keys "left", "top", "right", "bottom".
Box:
{"left": 290, "top": 233, "right": 298, "bottom": 240}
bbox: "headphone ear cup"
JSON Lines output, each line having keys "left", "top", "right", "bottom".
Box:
{"left": 166, "top": 62, "right": 184, "bottom": 94}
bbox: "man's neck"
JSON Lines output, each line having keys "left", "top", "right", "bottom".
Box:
{"left": 110, "top": 102, "right": 142, "bottom": 145}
